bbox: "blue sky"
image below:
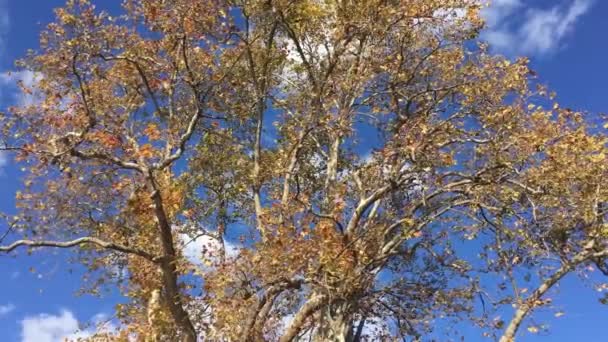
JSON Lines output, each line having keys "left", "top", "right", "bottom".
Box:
{"left": 0, "top": 0, "right": 607, "bottom": 341}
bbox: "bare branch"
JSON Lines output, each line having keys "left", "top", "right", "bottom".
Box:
{"left": 499, "top": 245, "right": 608, "bottom": 342}
{"left": 0, "top": 237, "right": 158, "bottom": 261}
{"left": 70, "top": 148, "right": 143, "bottom": 172}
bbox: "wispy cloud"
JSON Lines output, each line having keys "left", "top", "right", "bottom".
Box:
{"left": 481, "top": 0, "right": 593, "bottom": 56}
{"left": 0, "top": 303, "right": 15, "bottom": 316}
{"left": 1, "top": 70, "right": 42, "bottom": 107}
{"left": 20, "top": 310, "right": 116, "bottom": 342}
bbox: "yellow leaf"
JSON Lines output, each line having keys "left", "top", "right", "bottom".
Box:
{"left": 527, "top": 326, "right": 539, "bottom": 333}
{"left": 139, "top": 144, "right": 156, "bottom": 158}
{"left": 143, "top": 123, "right": 161, "bottom": 140}
{"left": 590, "top": 153, "right": 605, "bottom": 163}
{"left": 403, "top": 218, "right": 415, "bottom": 226}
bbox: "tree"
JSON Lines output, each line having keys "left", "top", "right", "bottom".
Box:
{"left": 1, "top": 0, "right": 607, "bottom": 341}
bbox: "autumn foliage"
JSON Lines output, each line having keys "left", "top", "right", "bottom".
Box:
{"left": 1, "top": 0, "right": 607, "bottom": 341}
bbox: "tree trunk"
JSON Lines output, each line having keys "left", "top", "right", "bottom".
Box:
{"left": 313, "top": 303, "right": 355, "bottom": 342}
{"left": 148, "top": 180, "right": 197, "bottom": 342}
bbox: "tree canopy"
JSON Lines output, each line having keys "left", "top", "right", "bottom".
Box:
{"left": 1, "top": 0, "right": 607, "bottom": 341}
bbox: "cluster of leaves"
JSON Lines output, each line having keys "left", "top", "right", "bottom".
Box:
{"left": 0, "top": 0, "right": 607, "bottom": 341}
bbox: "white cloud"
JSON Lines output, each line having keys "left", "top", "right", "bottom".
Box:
{"left": 0, "top": 70, "right": 42, "bottom": 107}
{"left": 0, "top": 303, "right": 15, "bottom": 316}
{"left": 63, "top": 313, "right": 117, "bottom": 341}
{"left": 21, "top": 310, "right": 79, "bottom": 342}
{"left": 277, "top": 315, "right": 387, "bottom": 339}
{"left": 20, "top": 310, "right": 117, "bottom": 342}
{"left": 358, "top": 317, "right": 389, "bottom": 339}
{"left": 481, "top": 0, "right": 593, "bottom": 56}
{"left": 181, "top": 233, "right": 239, "bottom": 267}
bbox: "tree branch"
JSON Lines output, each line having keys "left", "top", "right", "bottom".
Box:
{"left": 279, "top": 294, "right": 327, "bottom": 342}
{"left": 70, "top": 148, "right": 143, "bottom": 172}
{"left": 0, "top": 237, "right": 158, "bottom": 261}
{"left": 499, "top": 246, "right": 608, "bottom": 342}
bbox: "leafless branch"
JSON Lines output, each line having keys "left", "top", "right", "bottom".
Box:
{"left": 0, "top": 237, "right": 158, "bottom": 261}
